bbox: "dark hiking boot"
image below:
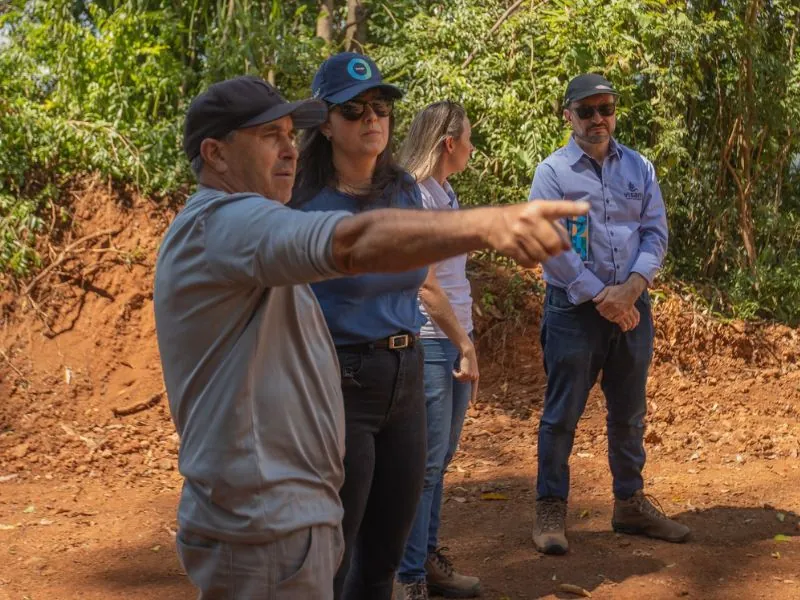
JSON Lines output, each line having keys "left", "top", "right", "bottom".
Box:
{"left": 426, "top": 547, "right": 481, "bottom": 598}
{"left": 532, "top": 497, "right": 569, "bottom": 555}
{"left": 398, "top": 580, "right": 429, "bottom": 600}
{"left": 612, "top": 490, "right": 691, "bottom": 542}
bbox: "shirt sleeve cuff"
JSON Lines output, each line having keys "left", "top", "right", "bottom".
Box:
{"left": 565, "top": 269, "right": 606, "bottom": 305}
{"left": 630, "top": 252, "right": 661, "bottom": 285}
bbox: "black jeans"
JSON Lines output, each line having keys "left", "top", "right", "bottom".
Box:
{"left": 333, "top": 343, "right": 426, "bottom": 600}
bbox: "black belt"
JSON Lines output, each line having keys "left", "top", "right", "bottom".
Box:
{"left": 338, "top": 333, "right": 418, "bottom": 352}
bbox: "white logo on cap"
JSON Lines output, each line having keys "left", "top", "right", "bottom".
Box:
{"left": 595, "top": 84, "right": 610, "bottom": 90}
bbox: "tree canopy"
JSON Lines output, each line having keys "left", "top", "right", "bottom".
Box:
{"left": 1, "top": 0, "right": 798, "bottom": 322}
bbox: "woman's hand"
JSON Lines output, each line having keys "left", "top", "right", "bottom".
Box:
{"left": 454, "top": 342, "right": 480, "bottom": 403}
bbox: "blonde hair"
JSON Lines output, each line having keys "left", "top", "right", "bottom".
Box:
{"left": 399, "top": 100, "right": 467, "bottom": 182}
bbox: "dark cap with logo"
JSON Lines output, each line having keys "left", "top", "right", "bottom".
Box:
{"left": 183, "top": 75, "right": 327, "bottom": 160}
{"left": 312, "top": 52, "right": 404, "bottom": 104}
{"left": 564, "top": 73, "right": 619, "bottom": 106}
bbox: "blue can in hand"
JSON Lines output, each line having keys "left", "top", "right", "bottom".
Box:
{"left": 567, "top": 214, "right": 589, "bottom": 262}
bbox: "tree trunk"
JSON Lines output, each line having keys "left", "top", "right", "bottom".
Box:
{"left": 316, "top": 0, "right": 334, "bottom": 42}
{"left": 344, "top": 0, "right": 366, "bottom": 52}
{"left": 736, "top": 0, "right": 761, "bottom": 274}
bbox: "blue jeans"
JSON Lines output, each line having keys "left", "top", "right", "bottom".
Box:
{"left": 397, "top": 337, "right": 472, "bottom": 584}
{"left": 537, "top": 285, "right": 653, "bottom": 501}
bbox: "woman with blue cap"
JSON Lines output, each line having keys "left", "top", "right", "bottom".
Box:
{"left": 293, "top": 52, "right": 428, "bottom": 600}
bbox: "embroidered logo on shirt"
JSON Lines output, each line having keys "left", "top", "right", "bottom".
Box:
{"left": 624, "top": 181, "right": 643, "bottom": 201}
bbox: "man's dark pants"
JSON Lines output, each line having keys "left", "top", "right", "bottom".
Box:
{"left": 537, "top": 285, "right": 654, "bottom": 501}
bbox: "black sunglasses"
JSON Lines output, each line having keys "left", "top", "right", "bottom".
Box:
{"left": 571, "top": 103, "right": 616, "bottom": 120}
{"left": 333, "top": 97, "right": 394, "bottom": 121}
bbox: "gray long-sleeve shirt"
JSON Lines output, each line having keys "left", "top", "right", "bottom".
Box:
{"left": 154, "top": 186, "right": 348, "bottom": 543}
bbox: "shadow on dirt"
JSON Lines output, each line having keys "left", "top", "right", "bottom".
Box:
{"left": 89, "top": 539, "right": 193, "bottom": 598}
{"left": 439, "top": 475, "right": 799, "bottom": 599}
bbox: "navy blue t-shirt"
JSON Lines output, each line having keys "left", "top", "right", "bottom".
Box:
{"left": 298, "top": 182, "right": 428, "bottom": 346}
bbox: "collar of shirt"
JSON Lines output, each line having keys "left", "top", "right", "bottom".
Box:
{"left": 419, "top": 177, "right": 458, "bottom": 208}
{"left": 564, "top": 135, "right": 624, "bottom": 166}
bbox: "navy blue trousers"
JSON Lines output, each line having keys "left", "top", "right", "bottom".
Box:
{"left": 537, "top": 285, "right": 654, "bottom": 501}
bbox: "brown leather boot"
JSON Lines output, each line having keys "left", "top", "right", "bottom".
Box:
{"left": 532, "top": 497, "right": 569, "bottom": 555}
{"left": 425, "top": 547, "right": 481, "bottom": 598}
{"left": 612, "top": 490, "right": 691, "bottom": 542}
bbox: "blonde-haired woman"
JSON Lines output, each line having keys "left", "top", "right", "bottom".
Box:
{"left": 396, "top": 101, "right": 481, "bottom": 600}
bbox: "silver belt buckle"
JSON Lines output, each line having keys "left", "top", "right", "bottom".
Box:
{"left": 388, "top": 334, "right": 409, "bottom": 350}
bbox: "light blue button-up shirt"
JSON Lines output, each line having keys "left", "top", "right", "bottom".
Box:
{"left": 529, "top": 136, "right": 668, "bottom": 305}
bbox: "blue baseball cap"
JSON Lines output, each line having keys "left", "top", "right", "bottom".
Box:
{"left": 312, "top": 52, "right": 404, "bottom": 104}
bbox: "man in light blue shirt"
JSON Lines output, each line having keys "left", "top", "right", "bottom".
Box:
{"left": 528, "top": 73, "right": 690, "bottom": 556}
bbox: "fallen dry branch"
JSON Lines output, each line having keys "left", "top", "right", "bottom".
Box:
{"left": 23, "top": 293, "right": 56, "bottom": 336}
{"left": 0, "top": 348, "right": 26, "bottom": 381}
{"left": 557, "top": 583, "right": 592, "bottom": 597}
{"left": 23, "top": 228, "right": 120, "bottom": 296}
{"left": 112, "top": 388, "right": 165, "bottom": 417}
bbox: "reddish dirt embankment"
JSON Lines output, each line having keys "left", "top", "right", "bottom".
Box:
{"left": 1, "top": 183, "right": 799, "bottom": 599}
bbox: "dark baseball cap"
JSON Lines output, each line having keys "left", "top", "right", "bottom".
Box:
{"left": 311, "top": 52, "right": 403, "bottom": 104}
{"left": 183, "top": 75, "right": 327, "bottom": 160}
{"left": 564, "top": 73, "right": 619, "bottom": 105}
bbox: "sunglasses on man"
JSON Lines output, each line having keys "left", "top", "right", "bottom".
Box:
{"left": 571, "top": 103, "right": 616, "bottom": 120}
{"left": 332, "top": 97, "right": 394, "bottom": 121}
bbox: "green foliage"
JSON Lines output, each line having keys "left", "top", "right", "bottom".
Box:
{"left": 372, "top": 0, "right": 800, "bottom": 324}
{"left": 0, "top": 0, "right": 799, "bottom": 323}
{"left": 0, "top": 0, "right": 327, "bottom": 277}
